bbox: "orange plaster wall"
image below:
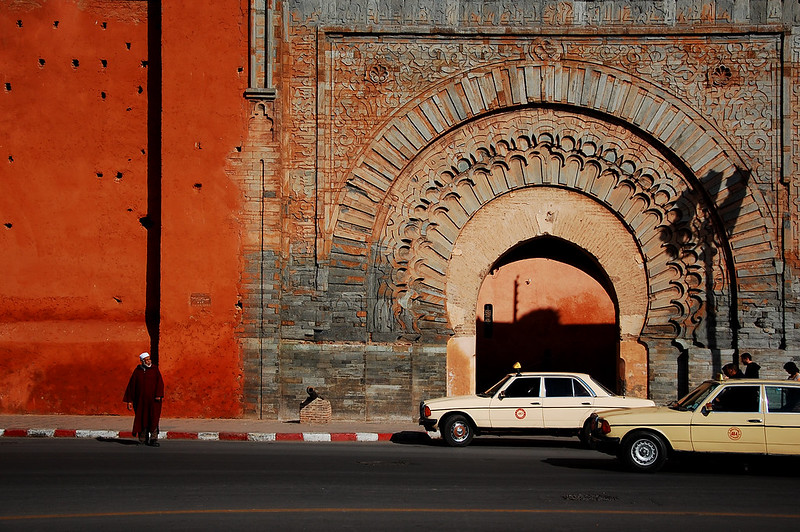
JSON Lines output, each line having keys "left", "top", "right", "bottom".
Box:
{"left": 1, "top": 0, "right": 249, "bottom": 418}
{"left": 0, "top": 1, "right": 150, "bottom": 414}
{"left": 157, "top": 0, "right": 248, "bottom": 418}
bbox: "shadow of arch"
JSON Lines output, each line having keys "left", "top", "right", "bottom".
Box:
{"left": 475, "top": 237, "right": 618, "bottom": 392}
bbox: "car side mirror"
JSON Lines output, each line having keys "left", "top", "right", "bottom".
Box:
{"left": 498, "top": 391, "right": 505, "bottom": 401}
{"left": 701, "top": 403, "right": 713, "bottom": 416}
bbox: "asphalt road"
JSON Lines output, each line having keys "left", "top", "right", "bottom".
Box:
{"left": 1, "top": 435, "right": 798, "bottom": 531}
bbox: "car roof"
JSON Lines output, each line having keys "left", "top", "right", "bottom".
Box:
{"left": 706, "top": 378, "right": 800, "bottom": 385}
{"left": 509, "top": 372, "right": 593, "bottom": 379}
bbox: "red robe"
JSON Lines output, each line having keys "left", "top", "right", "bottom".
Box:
{"left": 123, "top": 364, "right": 164, "bottom": 437}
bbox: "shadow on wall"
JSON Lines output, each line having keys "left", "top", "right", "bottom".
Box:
{"left": 476, "top": 308, "right": 618, "bottom": 394}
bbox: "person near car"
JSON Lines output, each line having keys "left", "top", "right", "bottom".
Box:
{"left": 785, "top": 361, "right": 800, "bottom": 381}
{"left": 722, "top": 363, "right": 743, "bottom": 379}
{"left": 123, "top": 352, "right": 165, "bottom": 446}
{"left": 740, "top": 352, "right": 760, "bottom": 378}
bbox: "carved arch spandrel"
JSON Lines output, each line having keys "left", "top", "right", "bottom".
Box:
{"left": 366, "top": 108, "right": 731, "bottom": 344}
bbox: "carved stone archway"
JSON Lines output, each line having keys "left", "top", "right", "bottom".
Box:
{"left": 330, "top": 60, "right": 777, "bottom": 401}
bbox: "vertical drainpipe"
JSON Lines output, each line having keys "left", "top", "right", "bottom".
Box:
{"left": 146, "top": 1, "right": 162, "bottom": 365}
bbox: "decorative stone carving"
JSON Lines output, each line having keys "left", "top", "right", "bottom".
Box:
{"left": 368, "top": 109, "right": 733, "bottom": 344}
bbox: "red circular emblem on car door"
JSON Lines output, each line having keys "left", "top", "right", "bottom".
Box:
{"left": 728, "top": 427, "right": 742, "bottom": 440}
{"left": 515, "top": 408, "right": 526, "bottom": 420}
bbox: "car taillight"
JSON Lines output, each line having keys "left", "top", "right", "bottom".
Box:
{"left": 423, "top": 405, "right": 431, "bottom": 418}
{"left": 599, "top": 419, "right": 611, "bottom": 434}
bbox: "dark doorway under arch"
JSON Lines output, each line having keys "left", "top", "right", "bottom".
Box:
{"left": 475, "top": 237, "right": 619, "bottom": 393}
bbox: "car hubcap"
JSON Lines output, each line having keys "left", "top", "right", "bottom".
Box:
{"left": 631, "top": 439, "right": 657, "bottom": 466}
{"left": 451, "top": 422, "right": 468, "bottom": 442}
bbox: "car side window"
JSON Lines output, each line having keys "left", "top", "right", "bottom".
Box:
{"left": 766, "top": 386, "right": 800, "bottom": 413}
{"left": 574, "top": 380, "right": 592, "bottom": 397}
{"left": 711, "top": 386, "right": 760, "bottom": 413}
{"left": 503, "top": 377, "right": 541, "bottom": 398}
{"left": 544, "top": 377, "right": 574, "bottom": 398}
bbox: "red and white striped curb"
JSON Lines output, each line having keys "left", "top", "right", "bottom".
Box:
{"left": 0, "top": 428, "right": 400, "bottom": 442}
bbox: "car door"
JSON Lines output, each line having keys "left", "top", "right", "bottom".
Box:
{"left": 488, "top": 376, "right": 544, "bottom": 428}
{"left": 690, "top": 384, "right": 766, "bottom": 453}
{"left": 540, "top": 377, "right": 595, "bottom": 429}
{"left": 764, "top": 385, "right": 800, "bottom": 455}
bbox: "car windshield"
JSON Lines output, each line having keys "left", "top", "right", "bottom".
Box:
{"left": 669, "top": 381, "right": 720, "bottom": 411}
{"left": 479, "top": 375, "right": 512, "bottom": 397}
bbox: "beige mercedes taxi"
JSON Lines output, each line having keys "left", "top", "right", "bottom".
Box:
{"left": 419, "top": 372, "right": 655, "bottom": 447}
{"left": 591, "top": 378, "right": 800, "bottom": 472}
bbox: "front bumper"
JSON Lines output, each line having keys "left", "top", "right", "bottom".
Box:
{"left": 419, "top": 417, "right": 438, "bottom": 431}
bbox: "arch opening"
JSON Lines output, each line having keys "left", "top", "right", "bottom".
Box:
{"left": 476, "top": 237, "right": 619, "bottom": 392}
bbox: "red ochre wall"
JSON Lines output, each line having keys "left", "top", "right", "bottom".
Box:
{"left": 0, "top": 0, "right": 247, "bottom": 417}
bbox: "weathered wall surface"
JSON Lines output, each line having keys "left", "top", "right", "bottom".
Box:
{"left": 4, "top": 1, "right": 800, "bottom": 420}
{"left": 237, "top": 0, "right": 800, "bottom": 419}
{"left": 1, "top": 0, "right": 248, "bottom": 417}
{"left": 0, "top": 0, "right": 150, "bottom": 413}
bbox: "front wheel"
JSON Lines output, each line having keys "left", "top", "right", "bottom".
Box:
{"left": 441, "top": 414, "right": 474, "bottom": 447}
{"left": 621, "top": 432, "right": 667, "bottom": 473}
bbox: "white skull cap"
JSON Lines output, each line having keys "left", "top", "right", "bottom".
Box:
{"left": 139, "top": 352, "right": 150, "bottom": 360}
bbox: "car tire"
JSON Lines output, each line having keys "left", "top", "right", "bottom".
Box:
{"left": 621, "top": 432, "right": 667, "bottom": 473}
{"left": 578, "top": 418, "right": 595, "bottom": 449}
{"left": 441, "top": 414, "right": 474, "bottom": 447}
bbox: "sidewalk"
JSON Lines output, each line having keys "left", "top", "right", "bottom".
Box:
{"left": 0, "top": 414, "right": 432, "bottom": 443}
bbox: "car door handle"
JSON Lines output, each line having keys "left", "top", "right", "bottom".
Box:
{"left": 529, "top": 402, "right": 540, "bottom": 405}
{"left": 747, "top": 419, "right": 763, "bottom": 423}
{"left": 581, "top": 402, "right": 591, "bottom": 405}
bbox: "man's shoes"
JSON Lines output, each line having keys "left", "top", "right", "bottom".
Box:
{"left": 148, "top": 440, "right": 160, "bottom": 447}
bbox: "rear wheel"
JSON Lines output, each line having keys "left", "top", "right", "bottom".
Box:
{"left": 578, "top": 418, "right": 594, "bottom": 449}
{"left": 441, "top": 414, "right": 474, "bottom": 447}
{"left": 621, "top": 432, "right": 667, "bottom": 473}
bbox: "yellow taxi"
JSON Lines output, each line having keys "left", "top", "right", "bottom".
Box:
{"left": 591, "top": 378, "right": 800, "bottom": 472}
{"left": 419, "top": 371, "right": 654, "bottom": 447}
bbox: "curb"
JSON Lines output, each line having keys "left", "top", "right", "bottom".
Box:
{"left": 0, "top": 427, "right": 402, "bottom": 442}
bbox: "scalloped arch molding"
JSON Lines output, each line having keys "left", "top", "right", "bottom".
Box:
{"left": 331, "top": 60, "right": 777, "bottom": 395}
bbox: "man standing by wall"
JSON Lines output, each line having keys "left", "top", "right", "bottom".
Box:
{"left": 740, "top": 353, "right": 760, "bottom": 379}
{"left": 124, "top": 352, "right": 165, "bottom": 446}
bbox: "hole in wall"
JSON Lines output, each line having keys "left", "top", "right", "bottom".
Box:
{"left": 16, "top": 20, "right": 22, "bottom": 27}
{"left": 101, "top": 22, "right": 107, "bottom": 29}
{"left": 141, "top": 60, "right": 148, "bottom": 68}
{"left": 96, "top": 172, "right": 103, "bottom": 178}
{"left": 4, "top": 83, "right": 10, "bottom": 91}
{"left": 8, "top": 155, "right": 14, "bottom": 163}
{"left": 235, "top": 146, "right": 242, "bottom": 152}
{"left": 125, "top": 42, "right": 131, "bottom": 50}
{"left": 72, "top": 59, "right": 79, "bottom": 68}
{"left": 115, "top": 171, "right": 123, "bottom": 179}
{"left": 101, "top": 59, "right": 107, "bottom": 68}
{"left": 53, "top": 21, "right": 59, "bottom": 28}
{"left": 113, "top": 296, "right": 122, "bottom": 303}
{"left": 193, "top": 183, "right": 202, "bottom": 190}
{"left": 137, "top": 85, "right": 143, "bottom": 94}
{"left": 4, "top": 223, "right": 12, "bottom": 229}
{"left": 100, "top": 91, "right": 106, "bottom": 100}
{"left": 38, "top": 58, "right": 45, "bottom": 67}
{"left": 139, "top": 216, "right": 152, "bottom": 229}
